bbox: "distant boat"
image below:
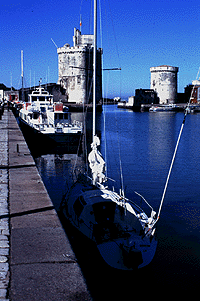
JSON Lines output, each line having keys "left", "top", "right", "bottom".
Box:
{"left": 117, "top": 96, "right": 134, "bottom": 109}
{"left": 149, "top": 104, "right": 177, "bottom": 112}
{"left": 18, "top": 86, "right": 82, "bottom": 145}
{"left": 61, "top": 0, "right": 158, "bottom": 270}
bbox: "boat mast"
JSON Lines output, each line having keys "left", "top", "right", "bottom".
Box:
{"left": 93, "top": 0, "right": 97, "bottom": 142}
{"left": 21, "top": 50, "right": 24, "bottom": 102}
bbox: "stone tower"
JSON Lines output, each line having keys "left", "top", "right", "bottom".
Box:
{"left": 150, "top": 65, "right": 179, "bottom": 104}
{"left": 57, "top": 28, "right": 102, "bottom": 104}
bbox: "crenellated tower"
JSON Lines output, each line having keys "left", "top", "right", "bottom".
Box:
{"left": 57, "top": 28, "right": 102, "bottom": 104}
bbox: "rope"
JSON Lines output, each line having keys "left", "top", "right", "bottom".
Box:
{"left": 72, "top": 133, "right": 82, "bottom": 181}
{"left": 156, "top": 67, "right": 200, "bottom": 222}
{"left": 114, "top": 107, "right": 125, "bottom": 197}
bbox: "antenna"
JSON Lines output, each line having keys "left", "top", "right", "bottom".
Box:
{"left": 51, "top": 38, "right": 58, "bottom": 48}
{"left": 80, "top": 14, "right": 82, "bottom": 33}
{"left": 48, "top": 66, "right": 50, "bottom": 84}
{"left": 21, "top": 50, "right": 24, "bottom": 101}
{"left": 10, "top": 72, "right": 12, "bottom": 91}
{"left": 21, "top": 50, "right": 23, "bottom": 78}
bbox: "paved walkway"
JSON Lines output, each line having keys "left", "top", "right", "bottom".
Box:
{"left": 0, "top": 110, "right": 9, "bottom": 300}
{"left": 0, "top": 108, "right": 92, "bottom": 301}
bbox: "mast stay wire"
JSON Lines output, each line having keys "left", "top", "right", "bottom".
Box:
{"left": 155, "top": 67, "right": 200, "bottom": 223}
{"left": 104, "top": 0, "right": 124, "bottom": 195}
{"left": 99, "top": 0, "right": 123, "bottom": 190}
{"left": 99, "top": 0, "right": 108, "bottom": 179}
{"left": 99, "top": 0, "right": 124, "bottom": 193}
{"left": 98, "top": 0, "right": 121, "bottom": 181}
{"left": 103, "top": 0, "right": 122, "bottom": 100}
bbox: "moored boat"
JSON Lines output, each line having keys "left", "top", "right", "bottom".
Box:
{"left": 149, "top": 104, "right": 177, "bottom": 112}
{"left": 18, "top": 86, "right": 82, "bottom": 145}
{"left": 62, "top": 171, "right": 157, "bottom": 269}
{"left": 61, "top": 0, "right": 158, "bottom": 270}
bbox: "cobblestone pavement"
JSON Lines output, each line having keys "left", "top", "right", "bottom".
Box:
{"left": 0, "top": 110, "right": 10, "bottom": 301}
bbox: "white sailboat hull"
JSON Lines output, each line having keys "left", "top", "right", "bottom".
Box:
{"left": 63, "top": 176, "right": 157, "bottom": 270}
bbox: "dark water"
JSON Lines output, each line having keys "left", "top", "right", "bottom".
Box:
{"left": 34, "top": 105, "right": 200, "bottom": 298}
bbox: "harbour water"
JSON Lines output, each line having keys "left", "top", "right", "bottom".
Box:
{"left": 32, "top": 105, "right": 200, "bottom": 298}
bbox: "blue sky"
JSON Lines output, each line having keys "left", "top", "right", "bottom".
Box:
{"left": 0, "top": 0, "right": 199, "bottom": 98}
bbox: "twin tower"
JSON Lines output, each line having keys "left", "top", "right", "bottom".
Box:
{"left": 57, "top": 28, "right": 178, "bottom": 104}
{"left": 57, "top": 28, "right": 102, "bottom": 104}
{"left": 150, "top": 65, "right": 178, "bottom": 104}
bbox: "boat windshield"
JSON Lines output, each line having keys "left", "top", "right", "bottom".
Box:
{"left": 31, "top": 96, "right": 47, "bottom": 102}
{"left": 55, "top": 113, "right": 69, "bottom": 120}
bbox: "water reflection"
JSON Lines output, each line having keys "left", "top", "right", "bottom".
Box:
{"left": 35, "top": 153, "right": 85, "bottom": 211}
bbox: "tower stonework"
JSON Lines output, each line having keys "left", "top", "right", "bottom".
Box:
{"left": 150, "top": 65, "right": 178, "bottom": 104}
{"left": 57, "top": 28, "right": 102, "bottom": 104}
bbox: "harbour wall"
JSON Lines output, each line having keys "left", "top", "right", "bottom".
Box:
{"left": 1, "top": 108, "right": 91, "bottom": 300}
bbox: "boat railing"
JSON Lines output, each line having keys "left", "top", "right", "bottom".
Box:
{"left": 134, "top": 191, "right": 153, "bottom": 211}
{"left": 48, "top": 115, "right": 54, "bottom": 126}
{"left": 56, "top": 127, "right": 63, "bottom": 133}
{"left": 72, "top": 120, "right": 82, "bottom": 128}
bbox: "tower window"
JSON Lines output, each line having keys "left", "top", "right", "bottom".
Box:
{"left": 77, "top": 75, "right": 81, "bottom": 84}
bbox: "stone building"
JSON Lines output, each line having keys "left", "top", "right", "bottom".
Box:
{"left": 4, "top": 90, "right": 19, "bottom": 102}
{"left": 0, "top": 84, "right": 19, "bottom": 102}
{"left": 150, "top": 65, "right": 178, "bottom": 104}
{"left": 57, "top": 28, "right": 102, "bottom": 104}
{"left": 134, "top": 89, "right": 159, "bottom": 106}
{"left": 184, "top": 79, "right": 200, "bottom": 104}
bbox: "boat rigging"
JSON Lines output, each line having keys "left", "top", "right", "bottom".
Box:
{"left": 61, "top": 0, "right": 158, "bottom": 270}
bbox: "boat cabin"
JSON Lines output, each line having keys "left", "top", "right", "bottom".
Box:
{"left": 67, "top": 182, "right": 143, "bottom": 244}
{"left": 47, "top": 103, "right": 71, "bottom": 126}
{"left": 28, "top": 87, "right": 53, "bottom": 105}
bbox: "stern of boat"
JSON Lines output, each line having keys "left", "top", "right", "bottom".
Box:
{"left": 97, "top": 233, "right": 157, "bottom": 270}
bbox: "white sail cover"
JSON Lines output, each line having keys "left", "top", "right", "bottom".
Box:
{"left": 88, "top": 135, "right": 106, "bottom": 184}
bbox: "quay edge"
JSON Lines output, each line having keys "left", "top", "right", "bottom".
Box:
{"left": 141, "top": 103, "right": 194, "bottom": 112}
{"left": 118, "top": 103, "right": 192, "bottom": 112}
{"left": 3, "top": 108, "right": 91, "bottom": 300}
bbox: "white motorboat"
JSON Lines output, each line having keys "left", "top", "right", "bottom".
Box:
{"left": 19, "top": 86, "right": 82, "bottom": 145}
{"left": 149, "top": 104, "right": 177, "bottom": 112}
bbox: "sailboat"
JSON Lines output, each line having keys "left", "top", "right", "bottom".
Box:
{"left": 61, "top": 0, "right": 158, "bottom": 270}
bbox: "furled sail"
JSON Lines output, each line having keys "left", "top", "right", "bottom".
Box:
{"left": 88, "top": 135, "right": 106, "bottom": 184}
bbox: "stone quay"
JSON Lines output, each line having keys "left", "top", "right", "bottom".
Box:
{"left": 0, "top": 107, "right": 91, "bottom": 300}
